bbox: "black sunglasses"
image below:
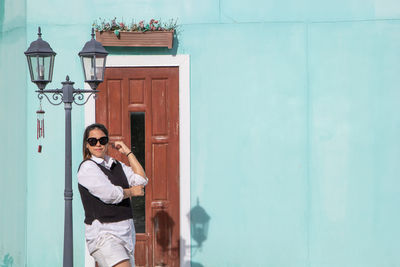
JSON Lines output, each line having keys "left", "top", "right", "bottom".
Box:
{"left": 87, "top": 136, "right": 109, "bottom": 146}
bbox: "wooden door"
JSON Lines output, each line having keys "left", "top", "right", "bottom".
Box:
{"left": 96, "top": 67, "right": 180, "bottom": 267}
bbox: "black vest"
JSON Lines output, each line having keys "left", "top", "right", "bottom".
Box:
{"left": 78, "top": 159, "right": 133, "bottom": 225}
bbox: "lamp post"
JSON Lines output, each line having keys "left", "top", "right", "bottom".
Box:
{"left": 24, "top": 27, "right": 108, "bottom": 267}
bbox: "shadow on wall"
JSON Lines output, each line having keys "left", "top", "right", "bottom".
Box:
{"left": 149, "top": 209, "right": 179, "bottom": 266}
{"left": 189, "top": 198, "right": 211, "bottom": 249}
{"left": 152, "top": 209, "right": 176, "bottom": 252}
{"left": 0, "top": 254, "right": 14, "bottom": 267}
{"left": 182, "top": 198, "right": 211, "bottom": 267}
{"left": 151, "top": 198, "right": 210, "bottom": 267}
{"left": 181, "top": 239, "right": 204, "bottom": 267}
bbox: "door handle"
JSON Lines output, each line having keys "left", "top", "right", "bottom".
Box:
{"left": 151, "top": 201, "right": 168, "bottom": 208}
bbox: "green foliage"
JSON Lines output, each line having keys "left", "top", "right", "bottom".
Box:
{"left": 93, "top": 18, "right": 178, "bottom": 36}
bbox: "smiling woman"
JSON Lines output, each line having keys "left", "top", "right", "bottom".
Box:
{"left": 82, "top": 124, "right": 110, "bottom": 160}
{"left": 86, "top": 131, "right": 109, "bottom": 159}
{"left": 78, "top": 123, "right": 148, "bottom": 267}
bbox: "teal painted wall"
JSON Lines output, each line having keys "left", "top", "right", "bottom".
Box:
{"left": 0, "top": 0, "right": 399, "bottom": 266}
{"left": 0, "top": 0, "right": 27, "bottom": 267}
{"left": 24, "top": 25, "right": 88, "bottom": 267}
{"left": 308, "top": 21, "right": 400, "bottom": 267}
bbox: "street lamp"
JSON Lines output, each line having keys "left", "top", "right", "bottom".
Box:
{"left": 24, "top": 27, "right": 56, "bottom": 90}
{"left": 79, "top": 29, "right": 109, "bottom": 90}
{"left": 24, "top": 27, "right": 108, "bottom": 267}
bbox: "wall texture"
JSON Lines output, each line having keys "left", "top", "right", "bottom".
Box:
{"left": 0, "top": 0, "right": 27, "bottom": 267}
{"left": 1, "top": 0, "right": 400, "bottom": 266}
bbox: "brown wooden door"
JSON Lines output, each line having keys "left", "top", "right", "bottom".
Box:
{"left": 96, "top": 67, "right": 180, "bottom": 267}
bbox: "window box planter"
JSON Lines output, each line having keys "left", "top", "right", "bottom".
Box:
{"left": 95, "top": 31, "right": 174, "bottom": 49}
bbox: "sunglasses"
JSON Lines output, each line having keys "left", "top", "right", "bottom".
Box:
{"left": 87, "top": 136, "right": 109, "bottom": 146}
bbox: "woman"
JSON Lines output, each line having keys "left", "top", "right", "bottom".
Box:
{"left": 78, "top": 123, "right": 147, "bottom": 267}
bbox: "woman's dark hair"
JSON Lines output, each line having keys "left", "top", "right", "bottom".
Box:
{"left": 82, "top": 123, "right": 109, "bottom": 160}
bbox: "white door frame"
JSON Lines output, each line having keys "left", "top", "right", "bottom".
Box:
{"left": 84, "top": 55, "right": 191, "bottom": 267}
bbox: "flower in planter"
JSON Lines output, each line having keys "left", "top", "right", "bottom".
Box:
{"left": 111, "top": 18, "right": 117, "bottom": 28}
{"left": 93, "top": 18, "right": 178, "bottom": 36}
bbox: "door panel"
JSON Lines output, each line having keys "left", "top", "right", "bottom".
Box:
{"left": 96, "top": 67, "right": 180, "bottom": 267}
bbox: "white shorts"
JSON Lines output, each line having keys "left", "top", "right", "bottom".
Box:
{"left": 91, "top": 234, "right": 134, "bottom": 267}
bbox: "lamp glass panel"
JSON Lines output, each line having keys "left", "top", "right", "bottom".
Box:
{"left": 82, "top": 56, "right": 95, "bottom": 81}
{"left": 42, "top": 56, "right": 52, "bottom": 81}
{"left": 49, "top": 55, "right": 55, "bottom": 81}
{"left": 28, "top": 55, "right": 53, "bottom": 81}
{"left": 95, "top": 56, "right": 105, "bottom": 80}
{"left": 27, "top": 56, "right": 37, "bottom": 81}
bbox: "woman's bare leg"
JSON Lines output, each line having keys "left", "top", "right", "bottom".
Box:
{"left": 113, "top": 259, "right": 131, "bottom": 267}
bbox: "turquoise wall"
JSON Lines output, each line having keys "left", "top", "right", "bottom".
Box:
{"left": 24, "top": 22, "right": 89, "bottom": 267}
{"left": 0, "top": 0, "right": 27, "bottom": 267}
{"left": 1, "top": 0, "right": 400, "bottom": 266}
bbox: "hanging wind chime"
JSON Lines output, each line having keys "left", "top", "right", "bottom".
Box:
{"left": 36, "top": 100, "right": 45, "bottom": 153}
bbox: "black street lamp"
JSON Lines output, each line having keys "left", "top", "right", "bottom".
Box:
{"left": 24, "top": 27, "right": 56, "bottom": 90}
{"left": 79, "top": 29, "right": 109, "bottom": 90}
{"left": 24, "top": 27, "right": 108, "bottom": 267}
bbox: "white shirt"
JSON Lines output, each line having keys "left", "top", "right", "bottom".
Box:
{"left": 77, "top": 155, "right": 148, "bottom": 255}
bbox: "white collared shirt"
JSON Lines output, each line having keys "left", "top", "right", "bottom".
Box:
{"left": 77, "top": 155, "right": 148, "bottom": 255}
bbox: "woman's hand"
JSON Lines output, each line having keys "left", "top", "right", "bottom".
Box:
{"left": 113, "top": 141, "right": 131, "bottom": 156}
{"left": 114, "top": 140, "right": 146, "bottom": 178}
{"left": 130, "top": 186, "right": 145, "bottom": 197}
{"left": 123, "top": 186, "right": 144, "bottom": 198}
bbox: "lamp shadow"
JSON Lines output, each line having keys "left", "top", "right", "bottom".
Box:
{"left": 152, "top": 197, "right": 210, "bottom": 267}
{"left": 152, "top": 209, "right": 176, "bottom": 252}
{"left": 0, "top": 253, "right": 14, "bottom": 267}
{"left": 181, "top": 198, "right": 211, "bottom": 267}
{"left": 189, "top": 198, "right": 211, "bottom": 248}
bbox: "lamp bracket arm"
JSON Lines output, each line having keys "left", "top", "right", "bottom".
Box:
{"left": 72, "top": 90, "right": 98, "bottom": 106}
{"left": 73, "top": 89, "right": 98, "bottom": 93}
{"left": 36, "top": 89, "right": 63, "bottom": 106}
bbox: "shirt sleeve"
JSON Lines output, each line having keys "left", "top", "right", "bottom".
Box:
{"left": 77, "top": 160, "right": 124, "bottom": 204}
{"left": 120, "top": 161, "right": 148, "bottom": 187}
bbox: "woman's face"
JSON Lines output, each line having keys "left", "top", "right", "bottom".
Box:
{"left": 86, "top": 128, "right": 108, "bottom": 159}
